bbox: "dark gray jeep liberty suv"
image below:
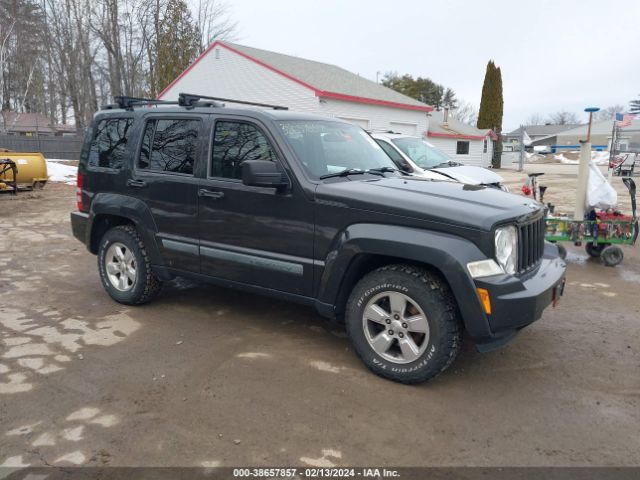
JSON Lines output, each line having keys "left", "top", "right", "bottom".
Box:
{"left": 70, "top": 93, "right": 566, "bottom": 383}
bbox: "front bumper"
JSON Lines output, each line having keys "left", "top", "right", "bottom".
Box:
{"left": 471, "top": 244, "right": 566, "bottom": 350}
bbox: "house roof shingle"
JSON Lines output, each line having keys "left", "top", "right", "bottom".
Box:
{"left": 0, "top": 112, "right": 75, "bottom": 134}
{"left": 506, "top": 124, "right": 583, "bottom": 137}
{"left": 159, "top": 41, "right": 432, "bottom": 112}
{"left": 427, "top": 110, "right": 496, "bottom": 140}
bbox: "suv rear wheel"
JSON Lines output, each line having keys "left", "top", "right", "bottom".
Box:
{"left": 345, "top": 265, "right": 462, "bottom": 384}
{"left": 97, "top": 225, "right": 162, "bottom": 305}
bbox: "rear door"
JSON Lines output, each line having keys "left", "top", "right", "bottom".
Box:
{"left": 197, "top": 116, "right": 315, "bottom": 296}
{"left": 129, "top": 114, "right": 204, "bottom": 272}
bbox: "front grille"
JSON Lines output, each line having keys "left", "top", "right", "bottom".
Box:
{"left": 517, "top": 215, "right": 545, "bottom": 273}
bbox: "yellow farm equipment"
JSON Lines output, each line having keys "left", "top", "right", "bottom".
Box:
{"left": 0, "top": 149, "right": 48, "bottom": 191}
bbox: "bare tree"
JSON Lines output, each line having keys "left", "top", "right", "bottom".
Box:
{"left": 525, "top": 113, "right": 544, "bottom": 125}
{"left": 192, "top": 0, "right": 238, "bottom": 52}
{"left": 593, "top": 105, "right": 624, "bottom": 122}
{"left": 1, "top": 0, "right": 239, "bottom": 130}
{"left": 547, "top": 111, "right": 579, "bottom": 125}
{"left": 450, "top": 100, "right": 478, "bottom": 126}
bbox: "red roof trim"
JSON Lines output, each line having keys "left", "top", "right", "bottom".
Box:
{"left": 427, "top": 131, "right": 493, "bottom": 140}
{"left": 158, "top": 42, "right": 433, "bottom": 112}
{"left": 317, "top": 91, "right": 432, "bottom": 112}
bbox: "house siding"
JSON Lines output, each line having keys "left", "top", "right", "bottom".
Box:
{"left": 159, "top": 45, "right": 318, "bottom": 112}
{"left": 159, "top": 45, "right": 430, "bottom": 134}
{"left": 318, "top": 99, "right": 429, "bottom": 134}
{"left": 427, "top": 137, "right": 491, "bottom": 167}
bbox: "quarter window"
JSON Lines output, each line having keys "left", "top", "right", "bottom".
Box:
{"left": 138, "top": 119, "right": 200, "bottom": 175}
{"left": 211, "top": 121, "right": 278, "bottom": 179}
{"left": 88, "top": 118, "right": 133, "bottom": 169}
{"left": 456, "top": 141, "right": 470, "bottom": 155}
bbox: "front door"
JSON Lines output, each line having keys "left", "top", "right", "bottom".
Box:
{"left": 198, "top": 117, "right": 314, "bottom": 297}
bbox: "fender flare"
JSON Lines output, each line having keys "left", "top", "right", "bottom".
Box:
{"left": 88, "top": 193, "right": 163, "bottom": 265}
{"left": 316, "top": 223, "right": 492, "bottom": 338}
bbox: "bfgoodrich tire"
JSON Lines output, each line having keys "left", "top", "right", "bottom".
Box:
{"left": 97, "top": 225, "right": 162, "bottom": 305}
{"left": 345, "top": 265, "right": 462, "bottom": 384}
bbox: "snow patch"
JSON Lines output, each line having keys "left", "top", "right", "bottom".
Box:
{"left": 46, "top": 159, "right": 77, "bottom": 185}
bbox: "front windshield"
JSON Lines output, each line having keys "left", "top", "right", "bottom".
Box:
{"left": 391, "top": 137, "right": 451, "bottom": 169}
{"left": 278, "top": 121, "right": 397, "bottom": 179}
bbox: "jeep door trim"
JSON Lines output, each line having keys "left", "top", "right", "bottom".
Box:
{"left": 200, "top": 245, "right": 304, "bottom": 276}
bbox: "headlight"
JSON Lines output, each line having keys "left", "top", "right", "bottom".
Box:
{"left": 494, "top": 226, "right": 518, "bottom": 274}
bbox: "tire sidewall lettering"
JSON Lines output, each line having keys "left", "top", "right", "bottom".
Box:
{"left": 356, "top": 283, "right": 408, "bottom": 308}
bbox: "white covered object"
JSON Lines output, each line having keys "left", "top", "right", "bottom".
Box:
{"left": 587, "top": 162, "right": 617, "bottom": 209}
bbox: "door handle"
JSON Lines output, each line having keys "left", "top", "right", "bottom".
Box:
{"left": 198, "top": 189, "right": 225, "bottom": 200}
{"left": 127, "top": 179, "right": 147, "bottom": 188}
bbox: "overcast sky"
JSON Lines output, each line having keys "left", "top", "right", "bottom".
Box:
{"left": 226, "top": 0, "right": 639, "bottom": 131}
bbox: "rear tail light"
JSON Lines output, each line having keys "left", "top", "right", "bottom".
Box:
{"left": 76, "top": 173, "right": 85, "bottom": 212}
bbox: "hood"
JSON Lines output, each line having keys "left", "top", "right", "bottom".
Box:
{"left": 316, "top": 176, "right": 541, "bottom": 231}
{"left": 430, "top": 165, "right": 504, "bottom": 185}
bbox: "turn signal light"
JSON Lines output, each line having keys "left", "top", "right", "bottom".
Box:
{"left": 477, "top": 288, "right": 492, "bottom": 315}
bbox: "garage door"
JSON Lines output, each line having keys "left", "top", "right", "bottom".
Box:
{"left": 390, "top": 122, "right": 418, "bottom": 136}
{"left": 338, "top": 117, "right": 370, "bottom": 130}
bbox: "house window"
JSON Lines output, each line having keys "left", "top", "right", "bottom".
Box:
{"left": 456, "top": 141, "right": 470, "bottom": 155}
{"left": 483, "top": 139, "right": 488, "bottom": 153}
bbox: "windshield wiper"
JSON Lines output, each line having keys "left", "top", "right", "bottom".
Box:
{"left": 319, "top": 168, "right": 366, "bottom": 180}
{"left": 367, "top": 166, "right": 399, "bottom": 174}
{"left": 433, "top": 161, "right": 461, "bottom": 168}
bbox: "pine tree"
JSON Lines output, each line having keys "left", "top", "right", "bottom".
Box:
{"left": 381, "top": 72, "right": 451, "bottom": 108}
{"left": 631, "top": 95, "right": 640, "bottom": 114}
{"left": 477, "top": 60, "right": 504, "bottom": 168}
{"left": 442, "top": 88, "right": 458, "bottom": 109}
{"left": 155, "top": 0, "right": 201, "bottom": 95}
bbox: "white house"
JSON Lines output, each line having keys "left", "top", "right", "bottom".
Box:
{"left": 158, "top": 41, "right": 432, "bottom": 133}
{"left": 426, "top": 110, "right": 496, "bottom": 167}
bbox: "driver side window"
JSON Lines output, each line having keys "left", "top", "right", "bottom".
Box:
{"left": 211, "top": 121, "right": 278, "bottom": 179}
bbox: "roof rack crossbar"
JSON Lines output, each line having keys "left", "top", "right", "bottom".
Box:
{"left": 178, "top": 92, "right": 288, "bottom": 110}
{"left": 106, "top": 96, "right": 177, "bottom": 111}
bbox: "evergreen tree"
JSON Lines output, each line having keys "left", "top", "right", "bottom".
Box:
{"left": 442, "top": 88, "right": 457, "bottom": 109}
{"left": 381, "top": 72, "right": 450, "bottom": 108}
{"left": 155, "top": 0, "right": 201, "bottom": 95}
{"left": 631, "top": 95, "right": 640, "bottom": 114}
{"left": 477, "top": 60, "right": 504, "bottom": 168}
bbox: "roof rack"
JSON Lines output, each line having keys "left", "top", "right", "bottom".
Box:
{"left": 101, "top": 96, "right": 178, "bottom": 111}
{"left": 178, "top": 92, "right": 288, "bottom": 110}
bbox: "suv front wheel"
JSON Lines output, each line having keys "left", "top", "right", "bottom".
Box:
{"left": 345, "top": 265, "right": 462, "bottom": 384}
{"left": 97, "top": 225, "right": 162, "bottom": 305}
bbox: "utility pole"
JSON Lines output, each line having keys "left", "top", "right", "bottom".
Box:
{"left": 518, "top": 125, "right": 524, "bottom": 172}
{"left": 607, "top": 119, "right": 617, "bottom": 182}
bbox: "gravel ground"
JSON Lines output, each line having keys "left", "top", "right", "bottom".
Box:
{"left": 0, "top": 181, "right": 639, "bottom": 468}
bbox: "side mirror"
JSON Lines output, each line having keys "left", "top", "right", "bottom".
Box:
{"left": 241, "top": 160, "right": 289, "bottom": 189}
{"left": 399, "top": 161, "right": 413, "bottom": 173}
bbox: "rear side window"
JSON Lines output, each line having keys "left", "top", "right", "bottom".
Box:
{"left": 138, "top": 119, "right": 200, "bottom": 175}
{"left": 211, "top": 121, "right": 278, "bottom": 179}
{"left": 88, "top": 118, "right": 133, "bottom": 169}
